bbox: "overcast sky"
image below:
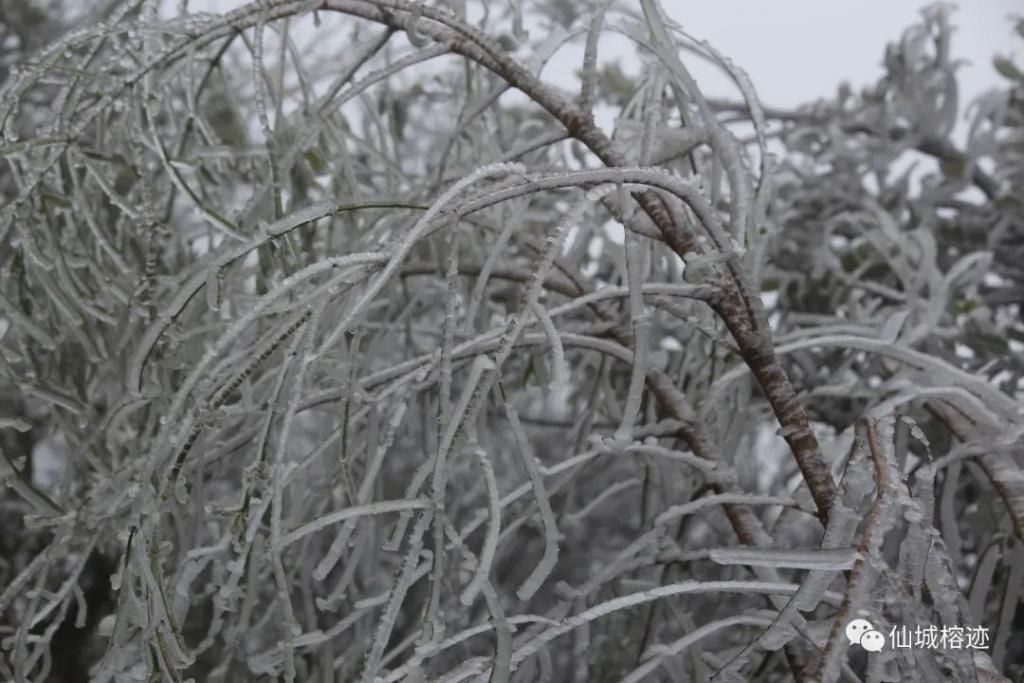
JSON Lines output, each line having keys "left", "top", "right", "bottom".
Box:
{"left": 662, "top": 0, "right": 1021, "bottom": 110}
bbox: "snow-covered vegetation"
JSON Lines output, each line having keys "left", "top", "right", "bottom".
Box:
{"left": 1, "top": 1, "right": 1022, "bottom": 681}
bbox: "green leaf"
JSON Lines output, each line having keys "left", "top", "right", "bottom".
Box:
{"left": 954, "top": 298, "right": 977, "bottom": 314}
{"left": 939, "top": 157, "right": 965, "bottom": 178}
{"left": 522, "top": 354, "right": 535, "bottom": 386}
{"left": 40, "top": 191, "right": 71, "bottom": 209}
{"left": 303, "top": 149, "right": 327, "bottom": 173}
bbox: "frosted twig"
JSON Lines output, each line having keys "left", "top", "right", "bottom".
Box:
{"left": 503, "top": 403, "right": 559, "bottom": 602}
{"left": 459, "top": 446, "right": 501, "bottom": 606}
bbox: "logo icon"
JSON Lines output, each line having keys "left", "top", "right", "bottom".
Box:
{"left": 846, "top": 619, "right": 885, "bottom": 652}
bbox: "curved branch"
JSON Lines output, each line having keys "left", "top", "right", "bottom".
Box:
{"left": 319, "top": 0, "right": 835, "bottom": 523}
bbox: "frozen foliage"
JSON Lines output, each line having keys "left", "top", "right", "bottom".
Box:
{"left": 0, "top": 1, "right": 1022, "bottom": 681}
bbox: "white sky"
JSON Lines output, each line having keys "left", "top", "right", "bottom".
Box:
{"left": 660, "top": 0, "right": 1021, "bottom": 110}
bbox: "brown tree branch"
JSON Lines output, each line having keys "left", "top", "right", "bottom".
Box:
{"left": 321, "top": 0, "right": 836, "bottom": 524}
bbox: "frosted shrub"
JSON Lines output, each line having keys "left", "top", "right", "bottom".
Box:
{"left": 0, "top": 1, "right": 1021, "bottom": 681}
